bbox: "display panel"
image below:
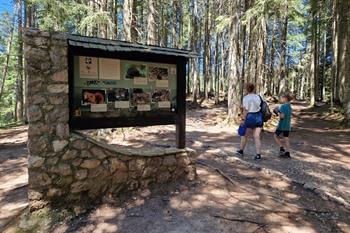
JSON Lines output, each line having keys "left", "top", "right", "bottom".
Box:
{"left": 79, "top": 56, "right": 98, "bottom": 78}
{"left": 99, "top": 58, "right": 121, "bottom": 80}
{"left": 72, "top": 56, "right": 177, "bottom": 118}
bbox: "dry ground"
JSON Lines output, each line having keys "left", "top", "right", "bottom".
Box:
{"left": 0, "top": 126, "right": 28, "bottom": 230}
{"left": 1, "top": 101, "right": 350, "bottom": 233}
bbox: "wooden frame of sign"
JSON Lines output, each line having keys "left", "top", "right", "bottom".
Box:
{"left": 68, "top": 45, "right": 187, "bottom": 149}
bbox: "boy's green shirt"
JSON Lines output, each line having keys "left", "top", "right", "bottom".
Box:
{"left": 277, "top": 103, "right": 292, "bottom": 131}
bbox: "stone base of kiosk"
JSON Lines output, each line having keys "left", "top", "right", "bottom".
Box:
{"left": 28, "top": 133, "right": 196, "bottom": 211}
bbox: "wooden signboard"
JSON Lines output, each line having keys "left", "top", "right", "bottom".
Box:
{"left": 68, "top": 38, "right": 190, "bottom": 148}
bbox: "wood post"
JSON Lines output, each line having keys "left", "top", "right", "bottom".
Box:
{"left": 176, "top": 59, "right": 187, "bottom": 149}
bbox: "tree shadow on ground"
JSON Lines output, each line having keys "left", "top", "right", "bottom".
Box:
{"left": 51, "top": 156, "right": 350, "bottom": 233}
{"left": 107, "top": 121, "right": 350, "bottom": 211}
{"left": 0, "top": 126, "right": 28, "bottom": 231}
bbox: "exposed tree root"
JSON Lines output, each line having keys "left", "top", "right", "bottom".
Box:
{"left": 199, "top": 160, "right": 331, "bottom": 217}
{"left": 212, "top": 214, "right": 267, "bottom": 232}
{"left": 196, "top": 160, "right": 238, "bottom": 185}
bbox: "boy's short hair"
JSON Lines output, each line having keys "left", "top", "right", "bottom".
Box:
{"left": 245, "top": 83, "right": 255, "bottom": 93}
{"left": 281, "top": 92, "right": 293, "bottom": 102}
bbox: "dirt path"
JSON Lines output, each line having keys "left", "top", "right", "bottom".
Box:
{"left": 0, "top": 126, "right": 28, "bottom": 231}
{"left": 93, "top": 101, "right": 350, "bottom": 209}
{"left": 226, "top": 102, "right": 350, "bottom": 208}
{"left": 1, "top": 102, "right": 350, "bottom": 232}
{"left": 50, "top": 154, "right": 350, "bottom": 233}
{"left": 48, "top": 101, "right": 349, "bottom": 233}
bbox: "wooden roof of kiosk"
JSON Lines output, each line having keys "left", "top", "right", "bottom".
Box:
{"left": 68, "top": 34, "right": 197, "bottom": 58}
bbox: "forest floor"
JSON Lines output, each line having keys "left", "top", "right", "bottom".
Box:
{"left": 1, "top": 101, "right": 350, "bottom": 233}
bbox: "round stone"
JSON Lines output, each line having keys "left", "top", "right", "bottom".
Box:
{"left": 80, "top": 159, "right": 101, "bottom": 169}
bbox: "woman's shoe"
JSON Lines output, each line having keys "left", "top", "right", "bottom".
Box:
{"left": 236, "top": 150, "right": 244, "bottom": 156}
{"left": 254, "top": 154, "right": 261, "bottom": 160}
{"left": 280, "top": 151, "right": 291, "bottom": 158}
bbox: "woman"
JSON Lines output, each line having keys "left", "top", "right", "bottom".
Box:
{"left": 236, "top": 83, "right": 263, "bottom": 160}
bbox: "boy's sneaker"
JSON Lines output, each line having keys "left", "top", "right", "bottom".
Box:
{"left": 236, "top": 150, "right": 244, "bottom": 156}
{"left": 280, "top": 151, "right": 291, "bottom": 158}
{"left": 254, "top": 154, "right": 261, "bottom": 160}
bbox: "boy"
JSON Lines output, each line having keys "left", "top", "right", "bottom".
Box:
{"left": 274, "top": 93, "right": 293, "bottom": 158}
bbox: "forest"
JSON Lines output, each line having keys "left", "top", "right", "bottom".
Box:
{"left": 0, "top": 0, "right": 349, "bottom": 125}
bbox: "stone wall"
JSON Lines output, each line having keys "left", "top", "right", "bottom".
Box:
{"left": 24, "top": 29, "right": 196, "bottom": 211}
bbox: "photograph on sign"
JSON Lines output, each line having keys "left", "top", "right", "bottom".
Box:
{"left": 107, "top": 88, "right": 130, "bottom": 109}
{"left": 131, "top": 89, "right": 151, "bottom": 107}
{"left": 149, "top": 66, "right": 169, "bottom": 81}
{"left": 82, "top": 89, "right": 106, "bottom": 105}
{"left": 152, "top": 89, "right": 171, "bottom": 109}
{"left": 124, "top": 64, "right": 147, "bottom": 79}
{"left": 99, "top": 58, "right": 121, "bottom": 80}
{"left": 79, "top": 56, "right": 98, "bottom": 78}
{"left": 107, "top": 88, "right": 130, "bottom": 102}
{"left": 152, "top": 89, "right": 170, "bottom": 102}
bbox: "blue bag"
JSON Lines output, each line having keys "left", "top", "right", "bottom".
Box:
{"left": 238, "top": 124, "right": 247, "bottom": 136}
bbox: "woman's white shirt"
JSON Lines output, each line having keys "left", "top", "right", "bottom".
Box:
{"left": 243, "top": 94, "right": 261, "bottom": 113}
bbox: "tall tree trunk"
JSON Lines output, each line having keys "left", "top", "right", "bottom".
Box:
{"left": 214, "top": 32, "right": 220, "bottom": 104}
{"left": 268, "top": 19, "right": 277, "bottom": 96}
{"left": 130, "top": 0, "right": 138, "bottom": 42}
{"left": 227, "top": 1, "right": 241, "bottom": 121}
{"left": 278, "top": 1, "right": 289, "bottom": 94}
{"left": 147, "top": 0, "right": 157, "bottom": 45}
{"left": 191, "top": 0, "right": 200, "bottom": 104}
{"left": 123, "top": 0, "right": 132, "bottom": 41}
{"left": 331, "top": 0, "right": 339, "bottom": 111}
{"left": 256, "top": 16, "right": 267, "bottom": 95}
{"left": 100, "top": 0, "right": 108, "bottom": 38}
{"left": 0, "top": 6, "right": 16, "bottom": 101}
{"left": 16, "top": 0, "right": 24, "bottom": 122}
{"left": 159, "top": 1, "right": 169, "bottom": 47}
{"left": 321, "top": 27, "right": 327, "bottom": 101}
{"left": 177, "top": 1, "right": 183, "bottom": 48}
{"left": 203, "top": 0, "right": 210, "bottom": 99}
{"left": 337, "top": 0, "right": 350, "bottom": 122}
{"left": 113, "top": 0, "right": 118, "bottom": 39}
{"left": 310, "top": 0, "right": 318, "bottom": 105}
{"left": 25, "top": 0, "right": 32, "bottom": 27}
{"left": 23, "top": 0, "right": 30, "bottom": 121}
{"left": 220, "top": 34, "right": 226, "bottom": 96}
{"left": 172, "top": 0, "right": 179, "bottom": 48}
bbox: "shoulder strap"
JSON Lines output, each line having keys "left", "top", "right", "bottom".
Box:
{"left": 258, "top": 95, "right": 263, "bottom": 106}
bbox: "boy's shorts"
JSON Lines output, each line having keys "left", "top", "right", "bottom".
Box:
{"left": 275, "top": 130, "right": 290, "bottom": 137}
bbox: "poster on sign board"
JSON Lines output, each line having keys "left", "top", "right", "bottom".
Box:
{"left": 79, "top": 56, "right": 98, "bottom": 78}
{"left": 99, "top": 58, "right": 121, "bottom": 80}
